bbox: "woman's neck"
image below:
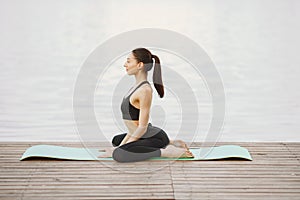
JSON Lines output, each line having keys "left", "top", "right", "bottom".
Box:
{"left": 134, "top": 71, "right": 148, "bottom": 85}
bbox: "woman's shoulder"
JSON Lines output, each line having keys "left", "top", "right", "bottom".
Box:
{"left": 141, "top": 83, "right": 153, "bottom": 92}
{"left": 137, "top": 83, "right": 152, "bottom": 97}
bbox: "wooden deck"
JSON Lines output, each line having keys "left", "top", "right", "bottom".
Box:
{"left": 0, "top": 142, "right": 299, "bottom": 200}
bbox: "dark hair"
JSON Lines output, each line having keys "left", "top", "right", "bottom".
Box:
{"left": 132, "top": 48, "right": 164, "bottom": 98}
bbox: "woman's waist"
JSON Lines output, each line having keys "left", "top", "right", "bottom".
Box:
{"left": 123, "top": 119, "right": 139, "bottom": 129}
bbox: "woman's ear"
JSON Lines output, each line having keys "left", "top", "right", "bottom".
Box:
{"left": 138, "top": 62, "right": 144, "bottom": 70}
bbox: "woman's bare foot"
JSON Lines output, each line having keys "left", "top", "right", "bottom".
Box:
{"left": 161, "top": 145, "right": 194, "bottom": 158}
{"left": 170, "top": 140, "right": 189, "bottom": 150}
{"left": 98, "top": 147, "right": 117, "bottom": 158}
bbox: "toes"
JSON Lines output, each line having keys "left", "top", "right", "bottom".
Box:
{"left": 186, "top": 150, "right": 194, "bottom": 158}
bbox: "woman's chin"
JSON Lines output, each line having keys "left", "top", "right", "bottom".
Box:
{"left": 126, "top": 71, "right": 134, "bottom": 75}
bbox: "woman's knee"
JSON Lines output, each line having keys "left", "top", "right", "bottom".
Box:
{"left": 112, "top": 133, "right": 126, "bottom": 147}
{"left": 111, "top": 136, "right": 119, "bottom": 147}
{"left": 112, "top": 147, "right": 160, "bottom": 163}
{"left": 112, "top": 147, "right": 129, "bottom": 163}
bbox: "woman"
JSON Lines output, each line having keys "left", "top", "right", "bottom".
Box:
{"left": 99, "top": 48, "right": 194, "bottom": 162}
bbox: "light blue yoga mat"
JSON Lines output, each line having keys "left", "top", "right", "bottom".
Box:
{"left": 20, "top": 145, "right": 252, "bottom": 161}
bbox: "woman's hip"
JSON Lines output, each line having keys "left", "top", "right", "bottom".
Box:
{"left": 141, "top": 123, "right": 169, "bottom": 141}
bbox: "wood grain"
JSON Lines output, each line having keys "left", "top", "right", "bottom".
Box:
{"left": 0, "top": 142, "right": 299, "bottom": 200}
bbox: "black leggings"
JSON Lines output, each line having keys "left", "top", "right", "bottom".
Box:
{"left": 111, "top": 123, "right": 170, "bottom": 163}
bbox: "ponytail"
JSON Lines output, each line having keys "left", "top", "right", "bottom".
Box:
{"left": 152, "top": 55, "right": 164, "bottom": 98}
{"left": 131, "top": 48, "right": 164, "bottom": 98}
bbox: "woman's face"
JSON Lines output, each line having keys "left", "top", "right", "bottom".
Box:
{"left": 124, "top": 53, "right": 141, "bottom": 75}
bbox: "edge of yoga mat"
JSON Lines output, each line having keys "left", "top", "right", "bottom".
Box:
{"left": 20, "top": 144, "right": 252, "bottom": 161}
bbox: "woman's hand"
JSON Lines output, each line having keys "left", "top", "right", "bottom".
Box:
{"left": 125, "top": 137, "right": 138, "bottom": 144}
{"left": 126, "top": 126, "right": 147, "bottom": 143}
{"left": 119, "top": 134, "right": 132, "bottom": 146}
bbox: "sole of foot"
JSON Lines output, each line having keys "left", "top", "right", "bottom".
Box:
{"left": 161, "top": 145, "right": 194, "bottom": 158}
{"left": 170, "top": 139, "right": 189, "bottom": 150}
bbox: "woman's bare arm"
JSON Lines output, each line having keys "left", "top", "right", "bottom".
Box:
{"left": 119, "top": 134, "right": 131, "bottom": 146}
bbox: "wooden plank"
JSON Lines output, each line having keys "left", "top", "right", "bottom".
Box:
{"left": 0, "top": 142, "right": 299, "bottom": 200}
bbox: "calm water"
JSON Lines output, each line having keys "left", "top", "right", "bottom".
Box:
{"left": 0, "top": 0, "right": 299, "bottom": 142}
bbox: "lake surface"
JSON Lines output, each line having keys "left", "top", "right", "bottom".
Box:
{"left": 0, "top": 0, "right": 299, "bottom": 142}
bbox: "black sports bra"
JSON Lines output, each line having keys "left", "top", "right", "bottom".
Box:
{"left": 121, "top": 81, "right": 150, "bottom": 120}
